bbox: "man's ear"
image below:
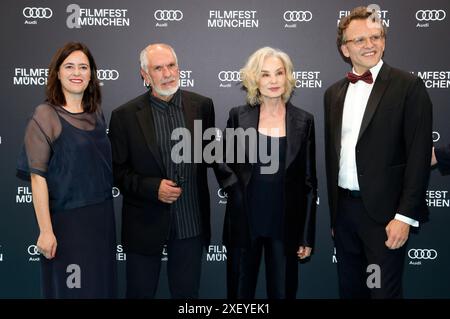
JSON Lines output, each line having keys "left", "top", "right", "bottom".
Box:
{"left": 340, "top": 44, "right": 350, "bottom": 58}
{"left": 140, "top": 69, "right": 149, "bottom": 86}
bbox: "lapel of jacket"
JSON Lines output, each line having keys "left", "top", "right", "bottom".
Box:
{"left": 332, "top": 81, "right": 349, "bottom": 157}
{"left": 285, "top": 102, "right": 303, "bottom": 170}
{"left": 181, "top": 90, "right": 196, "bottom": 139}
{"left": 357, "top": 63, "right": 391, "bottom": 142}
{"left": 136, "top": 92, "right": 165, "bottom": 174}
{"left": 180, "top": 90, "right": 198, "bottom": 163}
{"left": 239, "top": 104, "right": 260, "bottom": 164}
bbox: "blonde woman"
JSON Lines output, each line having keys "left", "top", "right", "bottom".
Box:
{"left": 217, "top": 47, "right": 317, "bottom": 299}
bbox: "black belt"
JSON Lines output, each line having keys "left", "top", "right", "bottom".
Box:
{"left": 338, "top": 187, "right": 362, "bottom": 198}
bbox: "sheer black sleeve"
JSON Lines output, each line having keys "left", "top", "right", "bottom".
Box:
{"left": 16, "top": 104, "right": 61, "bottom": 180}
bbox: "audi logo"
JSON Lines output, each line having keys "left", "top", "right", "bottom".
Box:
{"left": 27, "top": 245, "right": 41, "bottom": 256}
{"left": 154, "top": 10, "right": 183, "bottom": 21}
{"left": 433, "top": 131, "right": 440, "bottom": 142}
{"left": 415, "top": 10, "right": 446, "bottom": 21}
{"left": 408, "top": 249, "right": 437, "bottom": 260}
{"left": 97, "top": 69, "right": 119, "bottom": 81}
{"left": 112, "top": 187, "right": 121, "bottom": 198}
{"left": 283, "top": 11, "right": 312, "bottom": 22}
{"left": 23, "top": 7, "right": 53, "bottom": 19}
{"left": 218, "top": 71, "right": 241, "bottom": 82}
{"left": 217, "top": 188, "right": 228, "bottom": 199}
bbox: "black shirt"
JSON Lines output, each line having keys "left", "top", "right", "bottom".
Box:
{"left": 149, "top": 90, "right": 202, "bottom": 239}
{"left": 17, "top": 103, "right": 113, "bottom": 211}
{"left": 247, "top": 132, "right": 287, "bottom": 239}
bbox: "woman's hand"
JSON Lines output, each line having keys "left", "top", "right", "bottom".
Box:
{"left": 37, "top": 231, "right": 57, "bottom": 259}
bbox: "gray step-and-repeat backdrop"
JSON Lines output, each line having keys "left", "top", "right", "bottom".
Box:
{"left": 1, "top": 0, "right": 449, "bottom": 298}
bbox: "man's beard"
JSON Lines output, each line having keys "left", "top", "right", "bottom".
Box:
{"left": 153, "top": 79, "right": 180, "bottom": 97}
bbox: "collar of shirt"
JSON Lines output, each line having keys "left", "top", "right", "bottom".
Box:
{"left": 149, "top": 89, "right": 182, "bottom": 112}
{"left": 349, "top": 59, "right": 384, "bottom": 87}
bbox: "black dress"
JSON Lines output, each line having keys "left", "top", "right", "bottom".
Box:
{"left": 17, "top": 103, "right": 117, "bottom": 298}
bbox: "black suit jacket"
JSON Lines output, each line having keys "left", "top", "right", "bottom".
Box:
{"left": 216, "top": 103, "right": 317, "bottom": 253}
{"left": 435, "top": 144, "right": 450, "bottom": 175}
{"left": 109, "top": 90, "right": 215, "bottom": 255}
{"left": 324, "top": 62, "right": 433, "bottom": 227}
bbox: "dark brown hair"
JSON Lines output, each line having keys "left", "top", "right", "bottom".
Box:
{"left": 46, "top": 42, "right": 101, "bottom": 113}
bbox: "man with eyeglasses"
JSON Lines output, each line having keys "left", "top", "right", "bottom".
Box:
{"left": 109, "top": 43, "right": 215, "bottom": 298}
{"left": 324, "top": 6, "right": 432, "bottom": 298}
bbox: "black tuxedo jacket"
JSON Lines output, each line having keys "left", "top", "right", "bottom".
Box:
{"left": 324, "top": 62, "right": 433, "bottom": 227}
{"left": 435, "top": 144, "right": 450, "bottom": 175}
{"left": 216, "top": 103, "right": 317, "bottom": 253}
{"left": 109, "top": 90, "right": 215, "bottom": 255}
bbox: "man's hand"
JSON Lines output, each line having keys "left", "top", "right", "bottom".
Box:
{"left": 385, "top": 219, "right": 410, "bottom": 249}
{"left": 158, "top": 179, "right": 182, "bottom": 204}
{"left": 297, "top": 246, "right": 312, "bottom": 259}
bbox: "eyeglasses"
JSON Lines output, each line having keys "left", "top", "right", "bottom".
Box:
{"left": 344, "top": 34, "right": 384, "bottom": 47}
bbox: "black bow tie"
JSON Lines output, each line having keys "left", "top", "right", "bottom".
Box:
{"left": 347, "top": 70, "right": 373, "bottom": 84}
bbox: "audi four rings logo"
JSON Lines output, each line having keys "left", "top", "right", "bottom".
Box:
{"left": 217, "top": 188, "right": 228, "bottom": 199}
{"left": 23, "top": 7, "right": 53, "bottom": 19}
{"left": 154, "top": 10, "right": 183, "bottom": 21}
{"left": 283, "top": 11, "right": 312, "bottom": 22}
{"left": 408, "top": 249, "right": 437, "bottom": 260}
{"left": 97, "top": 70, "right": 119, "bottom": 81}
{"left": 433, "top": 131, "right": 440, "bottom": 142}
{"left": 415, "top": 10, "right": 446, "bottom": 21}
{"left": 218, "top": 71, "right": 241, "bottom": 82}
{"left": 112, "top": 187, "right": 120, "bottom": 198}
{"left": 27, "top": 245, "right": 41, "bottom": 256}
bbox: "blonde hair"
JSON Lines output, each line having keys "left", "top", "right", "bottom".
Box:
{"left": 240, "top": 47, "right": 295, "bottom": 106}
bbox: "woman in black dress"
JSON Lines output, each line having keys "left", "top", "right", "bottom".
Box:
{"left": 217, "top": 47, "right": 317, "bottom": 299}
{"left": 17, "top": 42, "right": 117, "bottom": 298}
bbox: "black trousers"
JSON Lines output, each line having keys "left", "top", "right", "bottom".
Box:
{"left": 227, "top": 237, "right": 298, "bottom": 299}
{"left": 126, "top": 236, "right": 203, "bottom": 299}
{"left": 334, "top": 191, "right": 407, "bottom": 299}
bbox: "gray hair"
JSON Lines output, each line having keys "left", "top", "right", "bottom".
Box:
{"left": 139, "top": 43, "right": 178, "bottom": 71}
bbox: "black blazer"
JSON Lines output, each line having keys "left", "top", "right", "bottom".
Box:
{"left": 109, "top": 90, "right": 215, "bottom": 255}
{"left": 324, "top": 62, "right": 433, "bottom": 227}
{"left": 216, "top": 103, "right": 317, "bottom": 253}
{"left": 435, "top": 144, "right": 450, "bottom": 176}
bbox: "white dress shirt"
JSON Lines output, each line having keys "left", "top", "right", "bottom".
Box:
{"left": 338, "top": 59, "right": 418, "bottom": 227}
